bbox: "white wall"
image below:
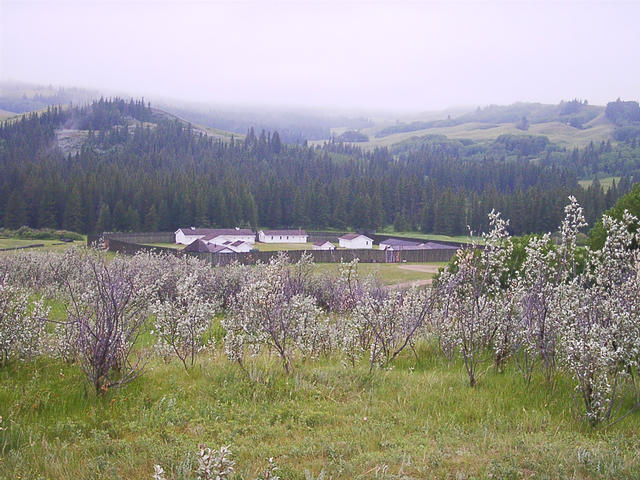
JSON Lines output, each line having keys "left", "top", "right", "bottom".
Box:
{"left": 258, "top": 232, "right": 308, "bottom": 243}
{"left": 338, "top": 236, "right": 373, "bottom": 249}
{"left": 175, "top": 231, "right": 205, "bottom": 245}
{"left": 312, "top": 242, "right": 335, "bottom": 250}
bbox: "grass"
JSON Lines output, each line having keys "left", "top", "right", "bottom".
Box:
{"left": 1, "top": 345, "right": 638, "bottom": 479}
{"left": 313, "top": 262, "right": 444, "bottom": 286}
{"left": 143, "top": 243, "right": 184, "bottom": 250}
{"left": 0, "top": 238, "right": 85, "bottom": 251}
{"left": 578, "top": 176, "right": 622, "bottom": 192}
{"left": 312, "top": 116, "right": 615, "bottom": 151}
{"left": 380, "top": 232, "right": 477, "bottom": 244}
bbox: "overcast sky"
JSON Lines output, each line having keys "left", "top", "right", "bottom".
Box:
{"left": 1, "top": 0, "right": 639, "bottom": 112}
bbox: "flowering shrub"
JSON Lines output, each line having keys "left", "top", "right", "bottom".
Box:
{"left": 152, "top": 271, "right": 219, "bottom": 370}
{"left": 353, "top": 286, "right": 432, "bottom": 370}
{"left": 0, "top": 280, "right": 48, "bottom": 365}
{"left": 436, "top": 211, "right": 513, "bottom": 386}
{"left": 556, "top": 211, "right": 640, "bottom": 424}
{"left": 223, "top": 254, "right": 324, "bottom": 373}
{"left": 57, "top": 251, "right": 154, "bottom": 393}
{"left": 153, "top": 444, "right": 279, "bottom": 480}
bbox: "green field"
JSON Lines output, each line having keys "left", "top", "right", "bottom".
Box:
{"left": 377, "top": 230, "right": 478, "bottom": 244}
{"left": 0, "top": 238, "right": 85, "bottom": 251}
{"left": 143, "top": 242, "right": 184, "bottom": 250}
{"left": 313, "top": 262, "right": 443, "bottom": 286}
{"left": 1, "top": 346, "right": 638, "bottom": 479}
{"left": 578, "top": 176, "right": 622, "bottom": 192}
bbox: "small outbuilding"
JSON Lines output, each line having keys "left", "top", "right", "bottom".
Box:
{"left": 338, "top": 233, "right": 373, "bottom": 249}
{"left": 312, "top": 241, "right": 335, "bottom": 251}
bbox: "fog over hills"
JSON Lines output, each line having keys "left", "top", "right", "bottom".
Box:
{"left": 2, "top": 0, "right": 639, "bottom": 111}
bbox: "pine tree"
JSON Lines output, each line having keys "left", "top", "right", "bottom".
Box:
{"left": 3, "top": 191, "right": 28, "bottom": 229}
{"left": 95, "top": 203, "right": 112, "bottom": 233}
{"left": 112, "top": 200, "right": 127, "bottom": 231}
{"left": 63, "top": 187, "right": 84, "bottom": 233}
{"left": 143, "top": 204, "right": 160, "bottom": 231}
{"left": 38, "top": 189, "right": 58, "bottom": 229}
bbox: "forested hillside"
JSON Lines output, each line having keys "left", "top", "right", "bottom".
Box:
{"left": 1, "top": 98, "right": 638, "bottom": 236}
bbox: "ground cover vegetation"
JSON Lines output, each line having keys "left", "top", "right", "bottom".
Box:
{"left": 1, "top": 99, "right": 639, "bottom": 238}
{"left": 1, "top": 197, "right": 639, "bottom": 478}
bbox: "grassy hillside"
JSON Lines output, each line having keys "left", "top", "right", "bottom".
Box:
{"left": 319, "top": 118, "right": 615, "bottom": 151}
{"left": 578, "top": 176, "right": 622, "bottom": 191}
{"left": 1, "top": 349, "right": 638, "bottom": 479}
{"left": 0, "top": 109, "right": 17, "bottom": 121}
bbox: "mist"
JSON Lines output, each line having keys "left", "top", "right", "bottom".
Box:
{"left": 2, "top": 0, "right": 639, "bottom": 112}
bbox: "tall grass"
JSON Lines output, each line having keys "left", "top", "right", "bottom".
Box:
{"left": 1, "top": 343, "right": 638, "bottom": 479}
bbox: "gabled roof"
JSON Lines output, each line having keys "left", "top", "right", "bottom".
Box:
{"left": 183, "top": 239, "right": 218, "bottom": 253}
{"left": 339, "top": 233, "right": 372, "bottom": 241}
{"left": 313, "top": 241, "right": 334, "bottom": 247}
{"left": 261, "top": 229, "right": 307, "bottom": 236}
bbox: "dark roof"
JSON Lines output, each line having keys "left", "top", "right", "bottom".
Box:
{"left": 183, "top": 239, "right": 218, "bottom": 253}
{"left": 339, "top": 233, "right": 371, "bottom": 241}
{"left": 379, "top": 238, "right": 422, "bottom": 247}
{"left": 382, "top": 240, "right": 459, "bottom": 250}
{"left": 313, "top": 241, "right": 334, "bottom": 246}
{"left": 179, "top": 228, "right": 255, "bottom": 237}
{"left": 261, "top": 229, "right": 307, "bottom": 236}
{"left": 420, "top": 241, "right": 459, "bottom": 250}
{"left": 230, "top": 240, "right": 246, "bottom": 246}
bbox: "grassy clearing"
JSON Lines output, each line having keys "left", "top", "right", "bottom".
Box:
{"left": 312, "top": 118, "right": 615, "bottom": 151}
{"left": 313, "top": 262, "right": 444, "bottom": 285}
{"left": 578, "top": 176, "right": 622, "bottom": 192}
{"left": 376, "top": 230, "right": 478, "bottom": 245}
{"left": 1, "top": 345, "right": 638, "bottom": 479}
{"left": 143, "top": 243, "right": 184, "bottom": 250}
{"left": 0, "top": 238, "right": 85, "bottom": 251}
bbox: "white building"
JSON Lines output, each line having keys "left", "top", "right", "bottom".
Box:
{"left": 175, "top": 227, "right": 255, "bottom": 245}
{"left": 258, "top": 229, "right": 308, "bottom": 243}
{"left": 312, "top": 241, "right": 335, "bottom": 251}
{"left": 338, "top": 233, "right": 373, "bottom": 249}
{"left": 175, "top": 228, "right": 215, "bottom": 245}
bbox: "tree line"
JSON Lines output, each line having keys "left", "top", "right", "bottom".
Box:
{"left": 0, "top": 98, "right": 636, "bottom": 236}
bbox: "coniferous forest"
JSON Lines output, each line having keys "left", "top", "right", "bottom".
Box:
{"left": 1, "top": 98, "right": 638, "bottom": 236}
